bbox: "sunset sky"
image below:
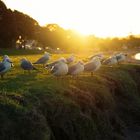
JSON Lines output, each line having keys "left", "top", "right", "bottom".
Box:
{"left": 4, "top": 0, "right": 140, "bottom": 37}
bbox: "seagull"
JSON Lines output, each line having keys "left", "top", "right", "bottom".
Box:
{"left": 84, "top": 56, "right": 101, "bottom": 75}
{"left": 68, "top": 61, "right": 84, "bottom": 75}
{"left": 66, "top": 54, "right": 75, "bottom": 64}
{"left": 0, "top": 58, "right": 12, "bottom": 79}
{"left": 2, "top": 55, "right": 14, "bottom": 67}
{"left": 33, "top": 52, "right": 51, "bottom": 67}
{"left": 102, "top": 56, "right": 118, "bottom": 65}
{"left": 88, "top": 53, "right": 104, "bottom": 61}
{"left": 46, "top": 57, "right": 67, "bottom": 69}
{"left": 51, "top": 59, "right": 68, "bottom": 76}
{"left": 115, "top": 53, "right": 127, "bottom": 63}
{"left": 2, "top": 55, "right": 10, "bottom": 61}
{"left": 20, "top": 58, "right": 38, "bottom": 73}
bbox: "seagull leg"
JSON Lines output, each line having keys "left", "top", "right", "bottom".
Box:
{"left": 76, "top": 75, "right": 79, "bottom": 80}
{"left": 70, "top": 75, "right": 73, "bottom": 79}
{"left": 71, "top": 75, "right": 76, "bottom": 84}
{"left": 57, "top": 76, "right": 60, "bottom": 82}
{"left": 45, "top": 69, "right": 49, "bottom": 75}
{"left": 61, "top": 76, "right": 66, "bottom": 85}
{"left": 1, "top": 74, "right": 4, "bottom": 79}
{"left": 73, "top": 75, "right": 76, "bottom": 80}
{"left": 28, "top": 70, "right": 31, "bottom": 74}
{"left": 43, "top": 64, "right": 45, "bottom": 68}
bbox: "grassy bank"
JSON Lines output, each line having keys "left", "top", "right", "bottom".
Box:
{"left": 0, "top": 53, "right": 140, "bottom": 140}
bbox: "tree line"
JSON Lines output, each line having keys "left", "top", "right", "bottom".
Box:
{"left": 1, "top": 0, "right": 140, "bottom": 52}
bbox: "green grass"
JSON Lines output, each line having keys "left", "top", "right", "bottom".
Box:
{"left": 0, "top": 48, "right": 45, "bottom": 55}
{"left": 0, "top": 51, "right": 140, "bottom": 140}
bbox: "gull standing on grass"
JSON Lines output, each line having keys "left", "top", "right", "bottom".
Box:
{"left": 102, "top": 56, "right": 118, "bottom": 65}
{"left": 33, "top": 52, "right": 51, "bottom": 67}
{"left": 68, "top": 61, "right": 84, "bottom": 76}
{"left": 46, "top": 57, "right": 67, "bottom": 70}
{"left": 115, "top": 53, "right": 127, "bottom": 63}
{"left": 84, "top": 56, "right": 101, "bottom": 76}
{"left": 51, "top": 59, "right": 68, "bottom": 76}
{"left": 88, "top": 53, "right": 104, "bottom": 61}
{"left": 0, "top": 58, "right": 12, "bottom": 79}
{"left": 20, "top": 58, "right": 38, "bottom": 73}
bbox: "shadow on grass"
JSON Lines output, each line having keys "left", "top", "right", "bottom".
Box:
{"left": 0, "top": 72, "right": 38, "bottom": 92}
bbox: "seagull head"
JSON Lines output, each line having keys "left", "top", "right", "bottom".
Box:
{"left": 91, "top": 56, "right": 101, "bottom": 62}
{"left": 3, "top": 55, "right": 13, "bottom": 62}
{"left": 59, "top": 58, "right": 67, "bottom": 63}
{"left": 78, "top": 60, "right": 84, "bottom": 65}
{"left": 44, "top": 52, "right": 51, "bottom": 56}
{"left": 4, "top": 58, "right": 12, "bottom": 63}
{"left": 20, "top": 58, "right": 27, "bottom": 62}
{"left": 3, "top": 55, "right": 9, "bottom": 59}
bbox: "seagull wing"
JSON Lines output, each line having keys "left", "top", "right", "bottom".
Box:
{"left": 46, "top": 61, "right": 58, "bottom": 69}
{"left": 68, "top": 64, "right": 77, "bottom": 74}
{"left": 0, "top": 63, "right": 6, "bottom": 72}
{"left": 51, "top": 65, "right": 59, "bottom": 74}
{"left": 84, "top": 62, "right": 96, "bottom": 71}
{"left": 21, "top": 61, "right": 33, "bottom": 70}
{"left": 116, "top": 55, "right": 122, "bottom": 61}
{"left": 102, "top": 58, "right": 111, "bottom": 65}
{"left": 34, "top": 56, "right": 49, "bottom": 64}
{"left": 66, "top": 57, "right": 73, "bottom": 63}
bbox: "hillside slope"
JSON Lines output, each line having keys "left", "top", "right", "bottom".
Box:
{"left": 0, "top": 64, "right": 140, "bottom": 140}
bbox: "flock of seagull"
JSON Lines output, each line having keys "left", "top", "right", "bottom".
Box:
{"left": 0, "top": 52, "right": 127, "bottom": 79}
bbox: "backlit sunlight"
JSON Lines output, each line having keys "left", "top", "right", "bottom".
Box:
{"left": 134, "top": 53, "right": 140, "bottom": 60}
{"left": 4, "top": 0, "right": 140, "bottom": 37}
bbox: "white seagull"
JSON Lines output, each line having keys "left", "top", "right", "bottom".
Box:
{"left": 46, "top": 57, "right": 67, "bottom": 69}
{"left": 0, "top": 58, "right": 12, "bottom": 79}
{"left": 68, "top": 61, "right": 84, "bottom": 75}
{"left": 51, "top": 59, "right": 68, "bottom": 76}
{"left": 20, "top": 58, "right": 37, "bottom": 73}
{"left": 33, "top": 52, "right": 51, "bottom": 67}
{"left": 102, "top": 56, "right": 118, "bottom": 65}
{"left": 88, "top": 53, "right": 104, "bottom": 61}
{"left": 115, "top": 53, "right": 127, "bottom": 63}
{"left": 84, "top": 56, "right": 101, "bottom": 75}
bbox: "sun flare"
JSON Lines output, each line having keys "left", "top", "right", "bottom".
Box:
{"left": 4, "top": 0, "right": 140, "bottom": 37}
{"left": 134, "top": 53, "right": 140, "bottom": 60}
